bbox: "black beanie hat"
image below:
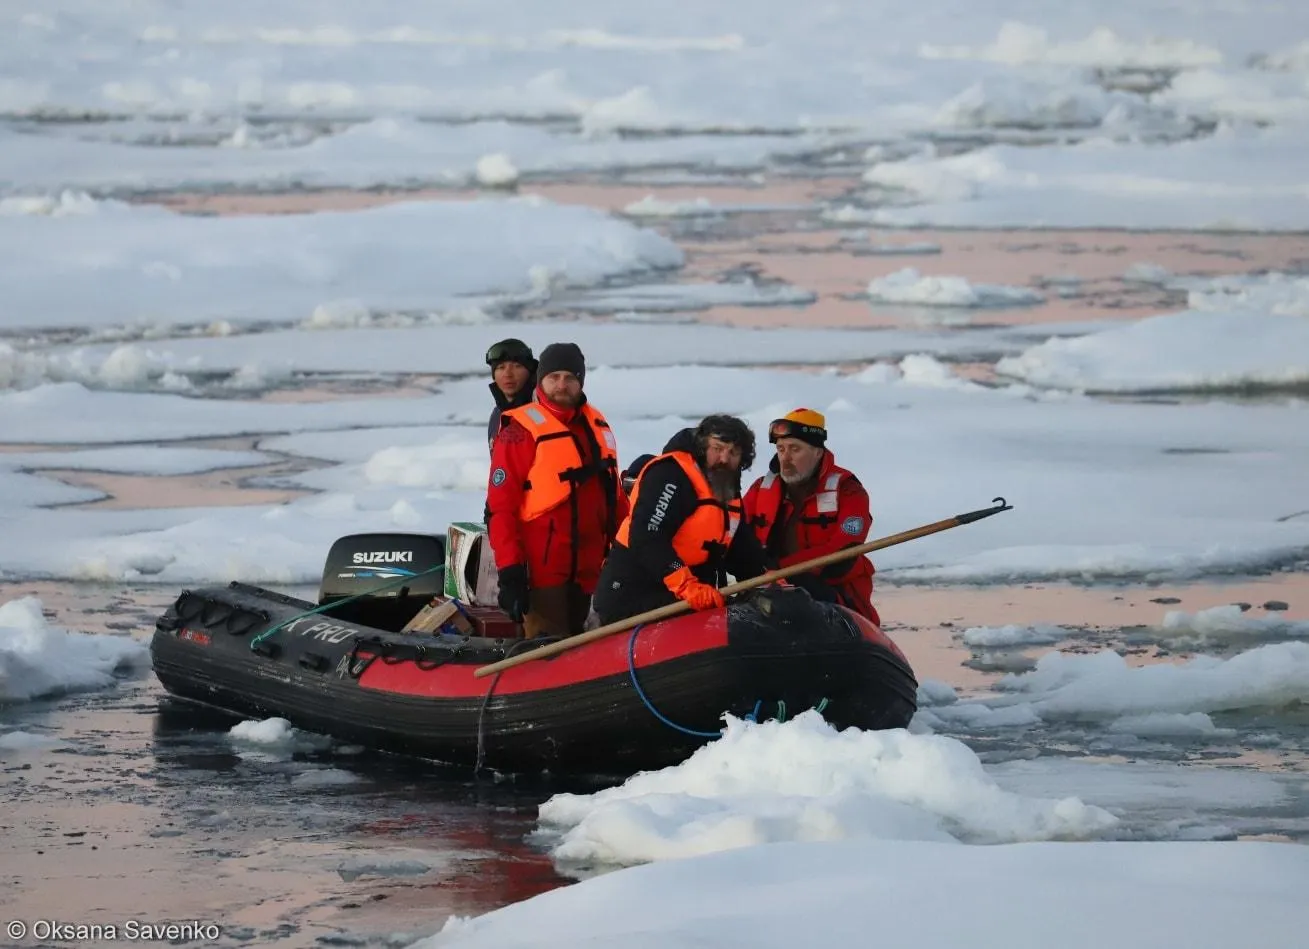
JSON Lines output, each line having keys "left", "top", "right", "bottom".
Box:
{"left": 485, "top": 338, "right": 537, "bottom": 373}
{"left": 537, "top": 342, "right": 586, "bottom": 386}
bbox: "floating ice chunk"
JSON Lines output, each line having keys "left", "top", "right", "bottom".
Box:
{"left": 920, "top": 22, "right": 1223, "bottom": 69}
{"left": 962, "top": 624, "right": 1070, "bottom": 647}
{"left": 475, "top": 153, "right": 519, "bottom": 188}
{"left": 1161, "top": 605, "right": 1309, "bottom": 644}
{"left": 1107, "top": 712, "right": 1235, "bottom": 737}
{"left": 0, "top": 596, "right": 148, "bottom": 703}
{"left": 868, "top": 268, "right": 1043, "bottom": 308}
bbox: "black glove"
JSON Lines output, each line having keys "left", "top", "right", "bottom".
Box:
{"left": 496, "top": 564, "right": 530, "bottom": 623}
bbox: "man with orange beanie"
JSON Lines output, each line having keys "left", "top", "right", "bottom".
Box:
{"left": 743, "top": 408, "right": 880, "bottom": 625}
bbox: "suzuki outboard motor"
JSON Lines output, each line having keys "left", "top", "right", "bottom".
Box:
{"left": 318, "top": 532, "right": 447, "bottom": 632}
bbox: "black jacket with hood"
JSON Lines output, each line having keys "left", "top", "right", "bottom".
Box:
{"left": 594, "top": 428, "right": 767, "bottom": 621}
{"left": 487, "top": 378, "right": 535, "bottom": 454}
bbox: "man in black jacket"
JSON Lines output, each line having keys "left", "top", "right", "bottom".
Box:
{"left": 484, "top": 338, "right": 537, "bottom": 453}
{"left": 593, "top": 416, "right": 768, "bottom": 624}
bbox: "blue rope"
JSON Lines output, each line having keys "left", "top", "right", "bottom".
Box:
{"left": 248, "top": 563, "right": 445, "bottom": 652}
{"left": 627, "top": 624, "right": 722, "bottom": 739}
{"left": 625, "top": 624, "right": 833, "bottom": 735}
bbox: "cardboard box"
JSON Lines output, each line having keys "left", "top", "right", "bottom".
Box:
{"left": 402, "top": 596, "right": 474, "bottom": 635}
{"left": 443, "top": 521, "right": 500, "bottom": 606}
{"left": 461, "top": 605, "right": 520, "bottom": 639}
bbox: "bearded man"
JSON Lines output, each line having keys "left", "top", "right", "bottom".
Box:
{"left": 593, "top": 415, "right": 768, "bottom": 625}
{"left": 487, "top": 342, "right": 626, "bottom": 638}
{"left": 742, "top": 408, "right": 880, "bottom": 625}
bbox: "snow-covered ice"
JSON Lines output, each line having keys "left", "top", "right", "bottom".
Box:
{"left": 0, "top": 196, "right": 681, "bottom": 332}
{"left": 4, "top": 4, "right": 1309, "bottom": 943}
{"left": 4, "top": 2, "right": 1309, "bottom": 231}
{"left": 868, "top": 267, "right": 1044, "bottom": 308}
{"left": 863, "top": 128, "right": 1309, "bottom": 231}
{"left": 0, "top": 596, "right": 148, "bottom": 703}
{"left": 997, "top": 277, "right": 1309, "bottom": 392}
{"left": 416, "top": 710, "right": 1309, "bottom": 947}
{"left": 2, "top": 338, "right": 1308, "bottom": 585}
{"left": 928, "top": 641, "right": 1309, "bottom": 727}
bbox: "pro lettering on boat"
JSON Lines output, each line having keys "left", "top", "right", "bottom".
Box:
{"left": 286, "top": 616, "right": 357, "bottom": 643}
{"left": 351, "top": 550, "right": 415, "bottom": 564}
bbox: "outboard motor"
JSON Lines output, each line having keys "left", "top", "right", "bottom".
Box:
{"left": 318, "top": 532, "right": 447, "bottom": 632}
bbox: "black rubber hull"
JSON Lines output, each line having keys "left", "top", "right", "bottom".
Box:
{"left": 151, "top": 582, "right": 918, "bottom": 775}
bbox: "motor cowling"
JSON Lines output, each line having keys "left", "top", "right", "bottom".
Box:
{"left": 318, "top": 532, "right": 447, "bottom": 631}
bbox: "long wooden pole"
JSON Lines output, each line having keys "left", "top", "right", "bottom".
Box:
{"left": 472, "top": 497, "right": 1012, "bottom": 678}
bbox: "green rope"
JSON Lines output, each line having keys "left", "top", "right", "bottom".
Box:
{"left": 248, "top": 564, "right": 446, "bottom": 652}
{"left": 768, "top": 697, "right": 826, "bottom": 723}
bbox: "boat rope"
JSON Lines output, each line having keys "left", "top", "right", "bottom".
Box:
{"left": 625, "top": 624, "right": 722, "bottom": 739}
{"left": 474, "top": 637, "right": 556, "bottom": 775}
{"left": 626, "top": 625, "right": 832, "bottom": 736}
{"left": 248, "top": 564, "right": 446, "bottom": 653}
{"left": 474, "top": 668, "right": 501, "bottom": 774}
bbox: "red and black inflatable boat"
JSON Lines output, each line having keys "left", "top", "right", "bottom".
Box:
{"left": 151, "top": 531, "right": 918, "bottom": 775}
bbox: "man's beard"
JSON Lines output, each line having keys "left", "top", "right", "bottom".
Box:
{"left": 779, "top": 457, "right": 819, "bottom": 486}
{"left": 706, "top": 464, "right": 741, "bottom": 503}
{"left": 546, "top": 390, "right": 581, "bottom": 409}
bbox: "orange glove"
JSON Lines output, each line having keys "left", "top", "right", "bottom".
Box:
{"left": 663, "top": 566, "right": 725, "bottom": 611}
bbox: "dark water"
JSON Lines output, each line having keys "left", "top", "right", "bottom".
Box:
{"left": 0, "top": 583, "right": 602, "bottom": 948}
{"left": 5, "top": 577, "right": 1309, "bottom": 948}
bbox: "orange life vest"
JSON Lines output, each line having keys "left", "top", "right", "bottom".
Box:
{"left": 502, "top": 401, "right": 618, "bottom": 521}
{"left": 617, "top": 451, "right": 741, "bottom": 567}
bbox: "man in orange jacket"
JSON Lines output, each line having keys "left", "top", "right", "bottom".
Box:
{"left": 743, "top": 408, "right": 881, "bottom": 625}
{"left": 487, "top": 342, "right": 628, "bottom": 638}
{"left": 593, "top": 416, "right": 768, "bottom": 625}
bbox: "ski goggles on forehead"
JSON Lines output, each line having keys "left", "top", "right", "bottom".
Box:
{"left": 485, "top": 342, "right": 531, "bottom": 366}
{"left": 768, "top": 418, "right": 824, "bottom": 443}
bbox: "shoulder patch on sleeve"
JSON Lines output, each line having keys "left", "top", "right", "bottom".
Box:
{"left": 840, "top": 515, "right": 865, "bottom": 537}
{"left": 491, "top": 467, "right": 507, "bottom": 487}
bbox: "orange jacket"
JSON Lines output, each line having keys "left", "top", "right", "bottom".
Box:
{"left": 616, "top": 451, "right": 741, "bottom": 569}
{"left": 743, "top": 449, "right": 878, "bottom": 622}
{"left": 487, "top": 394, "right": 625, "bottom": 591}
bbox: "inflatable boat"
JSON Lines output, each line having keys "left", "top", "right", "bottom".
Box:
{"left": 150, "top": 529, "right": 918, "bottom": 775}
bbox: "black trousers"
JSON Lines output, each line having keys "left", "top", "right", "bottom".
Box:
{"left": 593, "top": 537, "right": 711, "bottom": 626}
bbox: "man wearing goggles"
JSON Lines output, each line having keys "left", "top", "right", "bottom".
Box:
{"left": 484, "top": 338, "right": 538, "bottom": 454}
{"left": 743, "top": 408, "right": 880, "bottom": 625}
